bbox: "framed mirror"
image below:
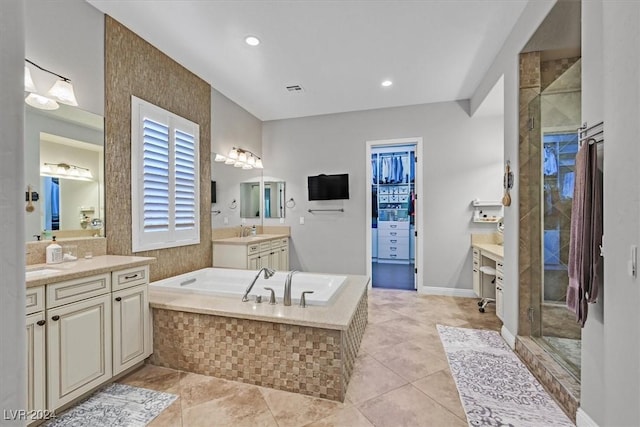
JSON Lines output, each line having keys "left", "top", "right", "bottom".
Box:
{"left": 263, "top": 181, "right": 285, "bottom": 219}
{"left": 24, "top": 104, "right": 104, "bottom": 240}
{"left": 240, "top": 181, "right": 261, "bottom": 218}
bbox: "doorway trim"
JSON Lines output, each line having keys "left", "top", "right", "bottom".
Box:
{"left": 366, "top": 137, "right": 424, "bottom": 292}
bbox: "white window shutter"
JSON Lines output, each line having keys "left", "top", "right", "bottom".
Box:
{"left": 131, "top": 96, "right": 200, "bottom": 252}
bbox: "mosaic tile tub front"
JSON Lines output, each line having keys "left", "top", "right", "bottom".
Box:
{"left": 149, "top": 291, "right": 368, "bottom": 401}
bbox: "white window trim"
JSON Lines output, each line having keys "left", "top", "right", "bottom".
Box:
{"left": 131, "top": 96, "right": 200, "bottom": 252}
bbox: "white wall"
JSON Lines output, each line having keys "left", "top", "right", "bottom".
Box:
{"left": 470, "top": 0, "right": 556, "bottom": 342}
{"left": 211, "top": 88, "right": 263, "bottom": 229}
{"left": 25, "top": 0, "right": 104, "bottom": 116}
{"left": 262, "top": 101, "right": 503, "bottom": 288}
{"left": 579, "top": 0, "right": 605, "bottom": 424}
{"left": 600, "top": 2, "right": 640, "bottom": 425}
{"left": 0, "top": 0, "right": 26, "bottom": 423}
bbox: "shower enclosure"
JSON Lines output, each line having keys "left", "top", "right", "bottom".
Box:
{"left": 528, "top": 58, "right": 582, "bottom": 379}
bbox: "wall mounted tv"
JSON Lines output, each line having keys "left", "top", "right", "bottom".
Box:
{"left": 211, "top": 180, "right": 216, "bottom": 204}
{"left": 307, "top": 174, "right": 350, "bottom": 201}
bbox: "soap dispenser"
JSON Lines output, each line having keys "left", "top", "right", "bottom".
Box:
{"left": 46, "top": 236, "right": 63, "bottom": 264}
{"left": 251, "top": 225, "right": 257, "bottom": 236}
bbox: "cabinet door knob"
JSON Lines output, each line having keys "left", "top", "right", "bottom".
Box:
{"left": 36, "top": 320, "right": 46, "bottom": 326}
{"left": 51, "top": 315, "right": 60, "bottom": 321}
{"left": 115, "top": 297, "right": 122, "bottom": 302}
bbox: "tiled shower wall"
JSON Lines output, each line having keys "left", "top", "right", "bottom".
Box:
{"left": 104, "top": 16, "right": 212, "bottom": 282}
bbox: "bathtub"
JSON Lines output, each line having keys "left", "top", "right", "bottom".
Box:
{"left": 151, "top": 267, "right": 347, "bottom": 306}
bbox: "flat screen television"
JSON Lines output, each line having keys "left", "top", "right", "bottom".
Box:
{"left": 211, "top": 180, "right": 216, "bottom": 204}
{"left": 308, "top": 174, "right": 349, "bottom": 200}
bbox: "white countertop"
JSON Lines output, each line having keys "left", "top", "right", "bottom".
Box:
{"left": 211, "top": 234, "right": 289, "bottom": 245}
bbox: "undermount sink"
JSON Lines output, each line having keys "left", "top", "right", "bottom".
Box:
{"left": 25, "top": 266, "right": 61, "bottom": 278}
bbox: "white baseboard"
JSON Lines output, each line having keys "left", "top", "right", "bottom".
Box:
{"left": 576, "top": 408, "right": 599, "bottom": 427}
{"left": 501, "top": 325, "right": 516, "bottom": 349}
{"left": 419, "top": 286, "right": 476, "bottom": 298}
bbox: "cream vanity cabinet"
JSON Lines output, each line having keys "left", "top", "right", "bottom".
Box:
{"left": 214, "top": 236, "right": 289, "bottom": 271}
{"left": 112, "top": 266, "right": 152, "bottom": 375}
{"left": 26, "top": 260, "right": 152, "bottom": 414}
{"left": 46, "top": 273, "right": 113, "bottom": 410}
{"left": 495, "top": 260, "right": 504, "bottom": 321}
{"left": 25, "top": 286, "right": 46, "bottom": 418}
{"left": 472, "top": 248, "right": 481, "bottom": 296}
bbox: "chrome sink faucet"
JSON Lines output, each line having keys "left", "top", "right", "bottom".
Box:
{"left": 242, "top": 267, "right": 275, "bottom": 302}
{"left": 284, "top": 270, "right": 299, "bottom": 306}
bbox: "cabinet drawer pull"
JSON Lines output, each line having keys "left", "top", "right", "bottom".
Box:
{"left": 390, "top": 254, "right": 397, "bottom": 258}
{"left": 390, "top": 247, "right": 397, "bottom": 251}
{"left": 51, "top": 315, "right": 60, "bottom": 321}
{"left": 390, "top": 225, "right": 397, "bottom": 228}
{"left": 390, "top": 232, "right": 397, "bottom": 236}
{"left": 124, "top": 274, "right": 138, "bottom": 280}
{"left": 115, "top": 297, "right": 122, "bottom": 302}
{"left": 390, "top": 239, "right": 397, "bottom": 243}
{"left": 36, "top": 320, "right": 46, "bottom": 326}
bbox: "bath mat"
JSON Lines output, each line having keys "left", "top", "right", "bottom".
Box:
{"left": 437, "top": 325, "right": 574, "bottom": 427}
{"left": 43, "top": 383, "right": 177, "bottom": 427}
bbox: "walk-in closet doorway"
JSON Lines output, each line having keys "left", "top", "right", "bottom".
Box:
{"left": 366, "top": 138, "right": 424, "bottom": 291}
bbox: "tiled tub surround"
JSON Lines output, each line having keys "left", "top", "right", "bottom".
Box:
{"left": 149, "top": 274, "right": 369, "bottom": 401}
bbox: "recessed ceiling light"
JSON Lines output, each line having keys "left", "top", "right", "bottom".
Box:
{"left": 245, "top": 36, "right": 260, "bottom": 46}
{"left": 381, "top": 80, "right": 393, "bottom": 87}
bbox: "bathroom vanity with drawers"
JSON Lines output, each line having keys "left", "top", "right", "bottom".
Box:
{"left": 25, "top": 255, "right": 154, "bottom": 420}
{"left": 212, "top": 234, "right": 290, "bottom": 271}
{"left": 471, "top": 234, "right": 505, "bottom": 320}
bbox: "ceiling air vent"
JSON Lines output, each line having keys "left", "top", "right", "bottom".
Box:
{"left": 285, "top": 85, "right": 304, "bottom": 93}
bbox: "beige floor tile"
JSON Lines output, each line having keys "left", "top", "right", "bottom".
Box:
{"left": 147, "top": 398, "right": 183, "bottom": 427}
{"left": 303, "top": 406, "right": 374, "bottom": 427}
{"left": 358, "top": 322, "right": 407, "bottom": 354}
{"left": 119, "top": 364, "right": 183, "bottom": 394}
{"left": 358, "top": 384, "right": 467, "bottom": 427}
{"left": 180, "top": 372, "right": 256, "bottom": 409}
{"left": 181, "top": 386, "right": 277, "bottom": 427}
{"left": 260, "top": 387, "right": 346, "bottom": 427}
{"left": 369, "top": 340, "right": 449, "bottom": 382}
{"left": 345, "top": 355, "right": 408, "bottom": 405}
{"left": 412, "top": 369, "right": 466, "bottom": 421}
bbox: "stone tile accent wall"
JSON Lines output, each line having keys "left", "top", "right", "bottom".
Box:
{"left": 149, "top": 291, "right": 367, "bottom": 401}
{"left": 104, "top": 17, "right": 212, "bottom": 282}
{"left": 541, "top": 57, "right": 581, "bottom": 91}
{"left": 515, "top": 336, "right": 579, "bottom": 423}
{"left": 26, "top": 237, "right": 106, "bottom": 265}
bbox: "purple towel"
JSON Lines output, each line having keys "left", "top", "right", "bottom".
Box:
{"left": 567, "top": 141, "right": 603, "bottom": 326}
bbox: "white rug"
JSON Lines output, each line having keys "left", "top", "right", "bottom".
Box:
{"left": 43, "top": 383, "right": 177, "bottom": 427}
{"left": 437, "top": 325, "right": 574, "bottom": 427}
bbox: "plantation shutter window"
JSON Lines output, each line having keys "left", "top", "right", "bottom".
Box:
{"left": 131, "top": 96, "right": 200, "bottom": 251}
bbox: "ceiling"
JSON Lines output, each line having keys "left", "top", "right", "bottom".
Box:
{"left": 87, "top": 0, "right": 528, "bottom": 121}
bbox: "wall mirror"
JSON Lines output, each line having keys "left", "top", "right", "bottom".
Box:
{"left": 263, "top": 181, "right": 285, "bottom": 219}
{"left": 24, "top": 104, "right": 104, "bottom": 240}
{"left": 240, "top": 181, "right": 261, "bottom": 218}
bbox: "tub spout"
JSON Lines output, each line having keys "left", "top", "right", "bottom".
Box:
{"left": 284, "top": 270, "right": 299, "bottom": 306}
{"left": 242, "top": 267, "right": 275, "bottom": 302}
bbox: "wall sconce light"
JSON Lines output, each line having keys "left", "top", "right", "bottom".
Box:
{"left": 24, "top": 59, "right": 79, "bottom": 110}
{"left": 214, "top": 147, "right": 264, "bottom": 170}
{"left": 41, "top": 162, "right": 93, "bottom": 181}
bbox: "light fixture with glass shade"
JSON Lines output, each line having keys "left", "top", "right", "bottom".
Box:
{"left": 214, "top": 147, "right": 264, "bottom": 170}
{"left": 24, "top": 59, "right": 79, "bottom": 110}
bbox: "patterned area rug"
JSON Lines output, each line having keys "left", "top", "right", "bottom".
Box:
{"left": 437, "top": 325, "right": 574, "bottom": 427}
{"left": 44, "top": 383, "right": 177, "bottom": 427}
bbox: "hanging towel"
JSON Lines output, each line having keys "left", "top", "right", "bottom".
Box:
{"left": 567, "top": 142, "right": 589, "bottom": 325}
{"left": 567, "top": 141, "right": 603, "bottom": 326}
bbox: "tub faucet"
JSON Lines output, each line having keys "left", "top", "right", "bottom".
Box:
{"left": 242, "top": 267, "right": 275, "bottom": 302}
{"left": 284, "top": 270, "right": 299, "bottom": 306}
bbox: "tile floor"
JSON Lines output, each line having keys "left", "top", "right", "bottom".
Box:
{"left": 118, "top": 288, "right": 502, "bottom": 427}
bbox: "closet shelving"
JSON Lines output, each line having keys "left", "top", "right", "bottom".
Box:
{"left": 371, "top": 147, "right": 415, "bottom": 264}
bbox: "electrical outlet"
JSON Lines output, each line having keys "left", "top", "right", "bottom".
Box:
{"left": 279, "top": 218, "right": 285, "bottom": 224}
{"left": 223, "top": 217, "right": 228, "bottom": 225}
{"left": 241, "top": 218, "right": 246, "bottom": 224}
{"left": 299, "top": 217, "right": 305, "bottom": 225}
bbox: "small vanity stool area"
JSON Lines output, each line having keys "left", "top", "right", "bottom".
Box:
{"left": 471, "top": 233, "right": 505, "bottom": 321}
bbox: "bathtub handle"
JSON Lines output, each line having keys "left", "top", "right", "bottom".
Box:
{"left": 300, "top": 291, "right": 314, "bottom": 308}
{"left": 264, "top": 287, "right": 277, "bottom": 305}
